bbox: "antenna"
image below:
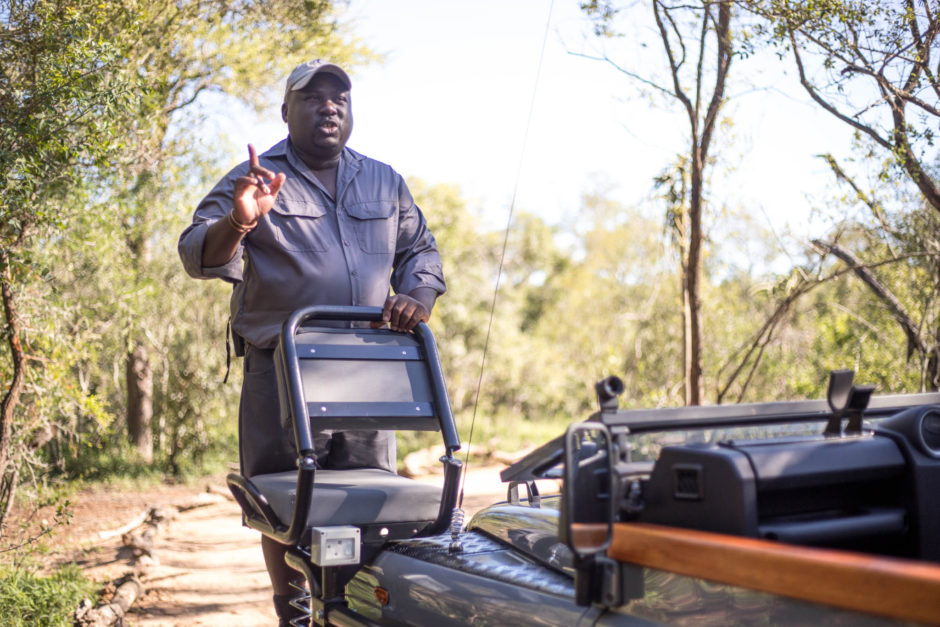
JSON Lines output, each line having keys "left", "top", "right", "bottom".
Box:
{"left": 458, "top": 0, "right": 557, "bottom": 509}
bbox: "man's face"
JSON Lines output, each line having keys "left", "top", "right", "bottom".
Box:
{"left": 282, "top": 72, "right": 353, "bottom": 165}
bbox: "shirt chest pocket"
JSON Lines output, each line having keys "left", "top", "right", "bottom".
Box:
{"left": 269, "top": 199, "right": 335, "bottom": 252}
{"left": 345, "top": 201, "right": 397, "bottom": 254}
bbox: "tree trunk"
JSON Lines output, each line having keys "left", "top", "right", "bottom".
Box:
{"left": 687, "top": 143, "right": 704, "bottom": 406}
{"left": 932, "top": 257, "right": 940, "bottom": 391}
{"left": 681, "top": 253, "right": 693, "bottom": 405}
{"left": 653, "top": 0, "right": 732, "bottom": 406}
{"left": 126, "top": 342, "right": 153, "bottom": 463}
{"left": 675, "top": 205, "right": 695, "bottom": 406}
{"left": 0, "top": 252, "right": 25, "bottom": 532}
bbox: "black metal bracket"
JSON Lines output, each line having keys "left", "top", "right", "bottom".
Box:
{"left": 226, "top": 472, "right": 287, "bottom": 536}
{"left": 595, "top": 376, "right": 625, "bottom": 411}
{"left": 285, "top": 548, "right": 373, "bottom": 627}
{"left": 825, "top": 369, "right": 875, "bottom": 436}
{"left": 573, "top": 555, "right": 643, "bottom": 607}
{"left": 507, "top": 480, "right": 541, "bottom": 507}
{"left": 598, "top": 556, "right": 644, "bottom": 607}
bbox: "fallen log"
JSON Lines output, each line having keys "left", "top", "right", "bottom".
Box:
{"left": 74, "top": 575, "right": 144, "bottom": 627}
{"left": 177, "top": 490, "right": 227, "bottom": 512}
{"left": 206, "top": 483, "right": 235, "bottom": 501}
{"left": 97, "top": 509, "right": 150, "bottom": 541}
{"left": 122, "top": 524, "right": 157, "bottom": 557}
{"left": 76, "top": 489, "right": 232, "bottom": 624}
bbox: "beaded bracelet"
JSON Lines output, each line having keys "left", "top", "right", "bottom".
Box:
{"left": 227, "top": 211, "right": 258, "bottom": 233}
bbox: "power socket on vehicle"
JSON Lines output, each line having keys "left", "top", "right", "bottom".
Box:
{"left": 310, "top": 526, "right": 361, "bottom": 566}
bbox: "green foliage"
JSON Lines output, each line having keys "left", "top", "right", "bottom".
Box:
{"left": 530, "top": 193, "right": 684, "bottom": 410}
{"left": 747, "top": 0, "right": 940, "bottom": 214}
{"left": 0, "top": 563, "right": 95, "bottom": 626}
{"left": 417, "top": 178, "right": 686, "bottom": 434}
{"left": 0, "top": 0, "right": 151, "bottom": 528}
{"left": 579, "top": 0, "right": 621, "bottom": 38}
{"left": 3, "top": 0, "right": 938, "bottom": 534}
{"left": 0, "top": 0, "right": 368, "bottom": 535}
{"left": 0, "top": 0, "right": 142, "bottom": 245}
{"left": 44, "top": 150, "right": 242, "bottom": 479}
{"left": 422, "top": 172, "right": 934, "bottom": 440}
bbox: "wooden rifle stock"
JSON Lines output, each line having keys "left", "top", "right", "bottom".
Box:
{"left": 589, "top": 522, "right": 940, "bottom": 624}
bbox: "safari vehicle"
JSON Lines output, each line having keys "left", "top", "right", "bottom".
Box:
{"left": 228, "top": 305, "right": 940, "bottom": 626}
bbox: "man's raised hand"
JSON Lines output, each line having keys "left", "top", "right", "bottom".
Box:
{"left": 232, "top": 144, "right": 286, "bottom": 226}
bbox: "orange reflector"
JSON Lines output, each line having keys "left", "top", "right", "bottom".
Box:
{"left": 374, "top": 587, "right": 389, "bottom": 606}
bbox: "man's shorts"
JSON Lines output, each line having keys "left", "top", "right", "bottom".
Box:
{"left": 239, "top": 344, "right": 396, "bottom": 477}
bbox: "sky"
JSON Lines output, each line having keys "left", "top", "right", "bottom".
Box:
{"left": 213, "top": 0, "right": 858, "bottom": 265}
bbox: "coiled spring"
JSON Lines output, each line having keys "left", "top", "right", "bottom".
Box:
{"left": 449, "top": 506, "right": 465, "bottom": 553}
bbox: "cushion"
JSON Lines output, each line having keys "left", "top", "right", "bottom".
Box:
{"left": 250, "top": 468, "right": 442, "bottom": 529}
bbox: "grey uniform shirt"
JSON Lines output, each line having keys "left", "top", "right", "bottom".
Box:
{"left": 178, "top": 139, "right": 446, "bottom": 350}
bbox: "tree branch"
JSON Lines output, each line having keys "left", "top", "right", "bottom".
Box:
{"left": 566, "top": 51, "right": 674, "bottom": 98}
{"left": 716, "top": 247, "right": 935, "bottom": 401}
{"left": 818, "top": 153, "right": 897, "bottom": 254}
{"left": 654, "top": 0, "right": 695, "bottom": 120}
{"left": 700, "top": 1, "right": 732, "bottom": 163}
{"left": 716, "top": 271, "right": 818, "bottom": 403}
{"left": 787, "top": 31, "right": 893, "bottom": 151}
{"left": 694, "top": 3, "right": 709, "bottom": 117}
{"left": 813, "top": 239, "right": 928, "bottom": 357}
{"left": 916, "top": 0, "right": 940, "bottom": 102}
{"left": 888, "top": 98, "right": 940, "bottom": 214}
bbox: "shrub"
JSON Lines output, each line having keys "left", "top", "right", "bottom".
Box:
{"left": 0, "top": 563, "right": 96, "bottom": 626}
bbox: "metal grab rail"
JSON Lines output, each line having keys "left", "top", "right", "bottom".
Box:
{"left": 599, "top": 392, "right": 940, "bottom": 433}
{"left": 230, "top": 305, "right": 462, "bottom": 547}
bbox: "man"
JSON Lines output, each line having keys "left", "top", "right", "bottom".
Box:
{"left": 178, "top": 59, "right": 446, "bottom": 625}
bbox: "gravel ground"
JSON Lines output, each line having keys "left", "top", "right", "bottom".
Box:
{"left": 46, "top": 465, "right": 541, "bottom": 626}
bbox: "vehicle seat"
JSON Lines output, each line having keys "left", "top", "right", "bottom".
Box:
{"left": 249, "top": 468, "right": 442, "bottom": 529}
{"left": 227, "top": 306, "right": 461, "bottom": 546}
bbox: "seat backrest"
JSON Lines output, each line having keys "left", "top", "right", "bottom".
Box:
{"left": 277, "top": 327, "right": 442, "bottom": 432}
{"left": 274, "top": 305, "right": 460, "bottom": 456}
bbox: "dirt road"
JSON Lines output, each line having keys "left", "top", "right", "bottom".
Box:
{"left": 76, "top": 467, "right": 517, "bottom": 626}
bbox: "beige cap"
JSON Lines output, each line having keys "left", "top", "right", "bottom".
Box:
{"left": 284, "top": 59, "right": 351, "bottom": 100}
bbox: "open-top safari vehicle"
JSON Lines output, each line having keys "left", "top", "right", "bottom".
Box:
{"left": 228, "top": 305, "right": 940, "bottom": 626}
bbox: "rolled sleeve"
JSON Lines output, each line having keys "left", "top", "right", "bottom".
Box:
{"left": 178, "top": 220, "right": 245, "bottom": 282}
{"left": 178, "top": 164, "right": 248, "bottom": 283}
{"left": 391, "top": 179, "right": 446, "bottom": 297}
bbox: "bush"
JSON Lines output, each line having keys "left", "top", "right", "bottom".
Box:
{"left": 0, "top": 563, "right": 96, "bottom": 626}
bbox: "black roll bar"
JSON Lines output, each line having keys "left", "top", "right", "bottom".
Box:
{"left": 254, "top": 305, "right": 461, "bottom": 546}
{"left": 598, "top": 392, "right": 940, "bottom": 434}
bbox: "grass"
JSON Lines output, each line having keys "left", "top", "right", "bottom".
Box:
{"left": 60, "top": 434, "right": 237, "bottom": 484}
{"left": 0, "top": 563, "right": 96, "bottom": 627}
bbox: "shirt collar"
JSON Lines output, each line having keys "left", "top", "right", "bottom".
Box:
{"left": 268, "top": 139, "right": 362, "bottom": 200}
{"left": 265, "top": 137, "right": 363, "bottom": 167}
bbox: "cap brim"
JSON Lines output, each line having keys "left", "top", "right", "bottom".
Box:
{"left": 290, "top": 64, "right": 351, "bottom": 92}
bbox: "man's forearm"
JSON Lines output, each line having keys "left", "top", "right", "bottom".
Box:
{"left": 408, "top": 287, "right": 438, "bottom": 314}
{"left": 202, "top": 214, "right": 247, "bottom": 268}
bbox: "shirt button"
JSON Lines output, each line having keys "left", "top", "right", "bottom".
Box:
{"left": 343, "top": 240, "right": 351, "bottom": 246}
{"left": 351, "top": 270, "right": 359, "bottom": 277}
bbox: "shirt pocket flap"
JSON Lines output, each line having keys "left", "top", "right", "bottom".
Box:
{"left": 271, "top": 198, "right": 327, "bottom": 219}
{"left": 346, "top": 200, "right": 396, "bottom": 220}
